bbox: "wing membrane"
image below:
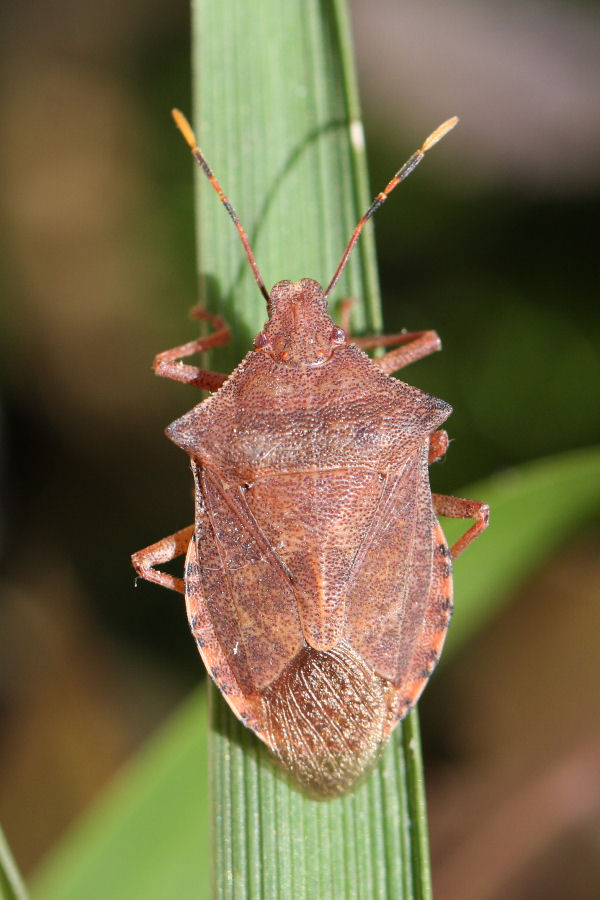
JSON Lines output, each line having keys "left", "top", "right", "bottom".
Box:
{"left": 194, "top": 466, "right": 304, "bottom": 694}
{"left": 344, "top": 446, "right": 434, "bottom": 684}
{"left": 246, "top": 469, "right": 385, "bottom": 650}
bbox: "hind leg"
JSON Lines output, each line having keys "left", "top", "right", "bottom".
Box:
{"left": 432, "top": 494, "right": 490, "bottom": 559}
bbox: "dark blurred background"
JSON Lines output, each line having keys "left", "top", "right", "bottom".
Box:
{"left": 1, "top": 0, "right": 599, "bottom": 897}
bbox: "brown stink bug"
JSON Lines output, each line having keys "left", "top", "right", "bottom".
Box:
{"left": 132, "top": 110, "right": 489, "bottom": 797}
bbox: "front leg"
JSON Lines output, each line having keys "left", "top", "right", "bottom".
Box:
{"left": 153, "top": 308, "right": 231, "bottom": 390}
{"left": 131, "top": 524, "right": 194, "bottom": 594}
{"left": 335, "top": 300, "right": 441, "bottom": 374}
{"left": 358, "top": 329, "right": 442, "bottom": 374}
{"left": 432, "top": 494, "right": 490, "bottom": 559}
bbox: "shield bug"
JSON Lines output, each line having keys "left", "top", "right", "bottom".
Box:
{"left": 132, "top": 110, "right": 489, "bottom": 797}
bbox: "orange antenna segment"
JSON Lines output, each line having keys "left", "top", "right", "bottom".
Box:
{"left": 171, "top": 109, "right": 270, "bottom": 302}
{"left": 325, "top": 116, "right": 459, "bottom": 298}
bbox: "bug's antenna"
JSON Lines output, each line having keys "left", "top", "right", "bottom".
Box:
{"left": 325, "top": 116, "right": 459, "bottom": 298}
{"left": 172, "top": 109, "right": 270, "bottom": 302}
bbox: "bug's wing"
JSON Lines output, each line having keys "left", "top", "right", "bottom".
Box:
{"left": 244, "top": 469, "right": 387, "bottom": 652}
{"left": 344, "top": 445, "right": 436, "bottom": 685}
{"left": 260, "top": 639, "right": 393, "bottom": 797}
{"left": 192, "top": 465, "right": 304, "bottom": 695}
{"left": 387, "top": 518, "right": 453, "bottom": 722}
{"left": 185, "top": 537, "right": 265, "bottom": 737}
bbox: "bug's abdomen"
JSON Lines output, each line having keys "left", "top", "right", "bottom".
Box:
{"left": 261, "top": 641, "right": 393, "bottom": 797}
{"left": 260, "top": 517, "right": 453, "bottom": 797}
{"left": 185, "top": 502, "right": 454, "bottom": 797}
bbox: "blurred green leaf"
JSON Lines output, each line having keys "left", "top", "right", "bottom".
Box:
{"left": 1, "top": 825, "right": 28, "bottom": 900}
{"left": 30, "top": 692, "right": 210, "bottom": 900}
{"left": 29, "top": 447, "right": 599, "bottom": 898}
{"left": 443, "top": 445, "right": 600, "bottom": 658}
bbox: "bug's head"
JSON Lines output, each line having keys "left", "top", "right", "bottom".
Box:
{"left": 172, "top": 110, "right": 459, "bottom": 365}
{"left": 253, "top": 278, "right": 347, "bottom": 367}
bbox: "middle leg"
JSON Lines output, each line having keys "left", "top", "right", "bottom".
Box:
{"left": 429, "top": 430, "right": 449, "bottom": 465}
{"left": 432, "top": 494, "right": 490, "bottom": 559}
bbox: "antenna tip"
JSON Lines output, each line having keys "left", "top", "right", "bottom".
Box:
{"left": 421, "top": 116, "right": 459, "bottom": 153}
{"left": 171, "top": 108, "right": 197, "bottom": 150}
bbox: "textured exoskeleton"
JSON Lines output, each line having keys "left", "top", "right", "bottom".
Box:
{"left": 132, "top": 113, "right": 489, "bottom": 797}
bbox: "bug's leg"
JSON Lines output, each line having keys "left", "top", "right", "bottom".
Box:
{"left": 432, "top": 494, "right": 490, "bottom": 559}
{"left": 355, "top": 329, "right": 442, "bottom": 374}
{"left": 336, "top": 300, "right": 440, "bottom": 373}
{"left": 131, "top": 524, "right": 194, "bottom": 594}
{"left": 337, "top": 298, "right": 357, "bottom": 335}
{"left": 153, "top": 308, "right": 231, "bottom": 390}
{"left": 428, "top": 430, "right": 449, "bottom": 465}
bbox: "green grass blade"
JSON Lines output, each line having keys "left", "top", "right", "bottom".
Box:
{"left": 30, "top": 692, "right": 210, "bottom": 900}
{"left": 190, "top": 0, "right": 381, "bottom": 360}
{"left": 0, "top": 825, "right": 28, "bottom": 900}
{"left": 210, "top": 686, "right": 429, "bottom": 900}
{"left": 191, "top": 0, "right": 431, "bottom": 897}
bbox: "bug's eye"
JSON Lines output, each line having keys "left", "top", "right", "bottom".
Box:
{"left": 253, "top": 331, "right": 269, "bottom": 349}
{"left": 331, "top": 326, "right": 346, "bottom": 344}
